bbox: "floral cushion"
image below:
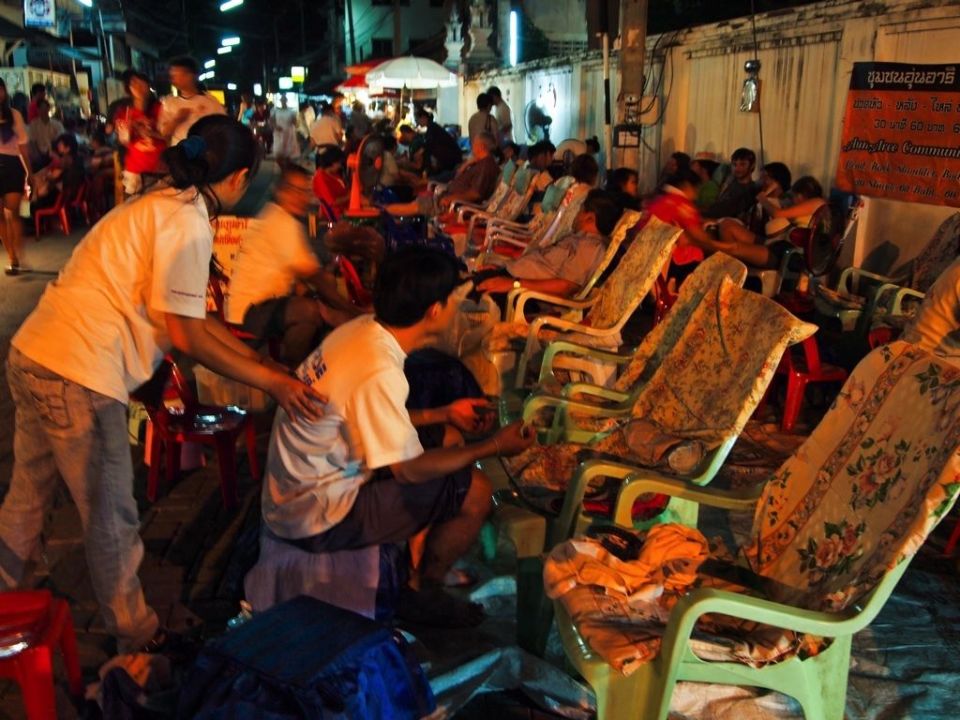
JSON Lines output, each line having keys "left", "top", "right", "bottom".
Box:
{"left": 506, "top": 277, "right": 816, "bottom": 490}
{"left": 908, "top": 212, "right": 960, "bottom": 293}
{"left": 744, "top": 342, "right": 960, "bottom": 612}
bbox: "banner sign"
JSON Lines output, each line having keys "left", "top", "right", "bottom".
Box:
{"left": 836, "top": 62, "right": 960, "bottom": 207}
{"left": 24, "top": 0, "right": 56, "bottom": 28}
{"left": 209, "top": 216, "right": 250, "bottom": 311}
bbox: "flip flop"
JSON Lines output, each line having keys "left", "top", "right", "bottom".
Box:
{"left": 396, "top": 586, "right": 485, "bottom": 628}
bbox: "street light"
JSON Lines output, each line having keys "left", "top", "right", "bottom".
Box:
{"left": 221, "top": 36, "right": 241, "bottom": 47}
{"left": 217, "top": 46, "right": 232, "bottom": 55}
{"left": 227, "top": 83, "right": 238, "bottom": 90}
{"left": 204, "top": 59, "right": 216, "bottom": 69}
{"left": 220, "top": 0, "right": 244, "bottom": 10}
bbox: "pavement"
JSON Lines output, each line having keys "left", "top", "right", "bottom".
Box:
{"left": 0, "top": 228, "right": 267, "bottom": 718}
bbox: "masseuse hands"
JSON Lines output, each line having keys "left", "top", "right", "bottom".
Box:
{"left": 270, "top": 371, "right": 327, "bottom": 422}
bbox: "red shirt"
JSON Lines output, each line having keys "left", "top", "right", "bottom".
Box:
{"left": 27, "top": 99, "right": 41, "bottom": 123}
{"left": 118, "top": 104, "right": 165, "bottom": 174}
{"left": 313, "top": 169, "right": 348, "bottom": 220}
{"left": 648, "top": 188, "right": 704, "bottom": 266}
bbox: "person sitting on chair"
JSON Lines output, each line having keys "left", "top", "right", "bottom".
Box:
{"left": 259, "top": 247, "right": 534, "bottom": 626}
{"left": 472, "top": 189, "right": 624, "bottom": 302}
{"left": 312, "top": 146, "right": 349, "bottom": 219}
{"left": 227, "top": 163, "right": 360, "bottom": 365}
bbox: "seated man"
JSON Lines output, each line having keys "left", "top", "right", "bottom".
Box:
{"left": 260, "top": 247, "right": 533, "bottom": 624}
{"left": 226, "top": 164, "right": 360, "bottom": 365}
{"left": 701, "top": 147, "right": 758, "bottom": 221}
{"left": 901, "top": 255, "right": 960, "bottom": 356}
{"left": 473, "top": 189, "right": 623, "bottom": 300}
{"left": 387, "top": 133, "right": 500, "bottom": 218}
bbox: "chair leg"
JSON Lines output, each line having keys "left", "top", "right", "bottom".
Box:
{"left": 34, "top": 214, "right": 41, "bottom": 240}
{"left": 59, "top": 208, "right": 70, "bottom": 236}
{"left": 15, "top": 647, "right": 58, "bottom": 720}
{"left": 55, "top": 602, "right": 83, "bottom": 697}
{"left": 244, "top": 422, "right": 260, "bottom": 482}
{"left": 781, "top": 377, "right": 808, "bottom": 433}
{"left": 146, "top": 429, "right": 162, "bottom": 502}
{"left": 164, "top": 437, "right": 180, "bottom": 490}
{"left": 214, "top": 432, "right": 238, "bottom": 510}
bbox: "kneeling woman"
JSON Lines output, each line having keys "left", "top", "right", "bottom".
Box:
{"left": 0, "top": 116, "right": 323, "bottom": 654}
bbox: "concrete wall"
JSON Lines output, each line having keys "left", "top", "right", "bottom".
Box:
{"left": 464, "top": 0, "right": 960, "bottom": 269}
{"left": 343, "top": 0, "right": 449, "bottom": 65}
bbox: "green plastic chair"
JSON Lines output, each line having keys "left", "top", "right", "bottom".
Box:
{"left": 493, "top": 276, "right": 815, "bottom": 654}
{"left": 554, "top": 342, "right": 960, "bottom": 720}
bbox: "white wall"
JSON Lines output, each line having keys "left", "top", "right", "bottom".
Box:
{"left": 464, "top": 0, "right": 960, "bottom": 270}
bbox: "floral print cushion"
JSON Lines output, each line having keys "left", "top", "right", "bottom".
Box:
{"left": 506, "top": 277, "right": 816, "bottom": 490}
{"left": 908, "top": 212, "right": 960, "bottom": 293}
{"left": 744, "top": 342, "right": 960, "bottom": 612}
{"left": 612, "top": 253, "right": 748, "bottom": 393}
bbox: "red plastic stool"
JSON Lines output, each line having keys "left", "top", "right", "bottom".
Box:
{"left": 776, "top": 336, "right": 848, "bottom": 433}
{"left": 0, "top": 590, "right": 83, "bottom": 719}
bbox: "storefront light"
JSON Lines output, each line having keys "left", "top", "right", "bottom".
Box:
{"left": 278, "top": 77, "right": 293, "bottom": 90}
{"left": 220, "top": 0, "right": 243, "bottom": 10}
{"left": 221, "top": 36, "right": 241, "bottom": 47}
{"left": 77, "top": 0, "right": 93, "bottom": 7}
{"left": 227, "top": 83, "right": 238, "bottom": 90}
{"left": 509, "top": 10, "right": 518, "bottom": 67}
{"left": 254, "top": 83, "right": 263, "bottom": 95}
{"left": 204, "top": 59, "right": 216, "bottom": 69}
{"left": 217, "top": 46, "right": 232, "bottom": 55}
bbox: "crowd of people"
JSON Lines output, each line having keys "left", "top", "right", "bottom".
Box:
{"left": 11, "top": 54, "right": 954, "bottom": 703}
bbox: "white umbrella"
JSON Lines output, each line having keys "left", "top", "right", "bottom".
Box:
{"left": 365, "top": 56, "right": 457, "bottom": 90}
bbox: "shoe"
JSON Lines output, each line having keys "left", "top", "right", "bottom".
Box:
{"left": 4, "top": 264, "right": 19, "bottom": 276}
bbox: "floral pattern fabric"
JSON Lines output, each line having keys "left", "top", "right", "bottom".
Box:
{"left": 547, "top": 342, "right": 960, "bottom": 675}
{"left": 506, "top": 277, "right": 816, "bottom": 490}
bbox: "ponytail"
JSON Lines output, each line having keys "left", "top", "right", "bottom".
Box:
{"left": 160, "top": 115, "right": 260, "bottom": 218}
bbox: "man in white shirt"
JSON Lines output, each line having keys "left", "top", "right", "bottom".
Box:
{"left": 488, "top": 86, "right": 513, "bottom": 144}
{"left": 26, "top": 98, "right": 64, "bottom": 167}
{"left": 261, "top": 247, "right": 533, "bottom": 625}
{"left": 309, "top": 94, "right": 345, "bottom": 157}
{"left": 466, "top": 92, "right": 499, "bottom": 144}
{"left": 158, "top": 56, "right": 226, "bottom": 146}
{"left": 226, "top": 164, "right": 359, "bottom": 364}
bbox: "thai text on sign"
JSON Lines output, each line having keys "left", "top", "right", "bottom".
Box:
{"left": 208, "top": 215, "right": 250, "bottom": 311}
{"left": 835, "top": 62, "right": 960, "bottom": 207}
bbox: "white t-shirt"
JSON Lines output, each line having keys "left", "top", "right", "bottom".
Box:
{"left": 225, "top": 202, "right": 320, "bottom": 324}
{"left": 0, "top": 108, "right": 28, "bottom": 156}
{"left": 262, "top": 315, "right": 423, "bottom": 539}
{"left": 12, "top": 188, "right": 213, "bottom": 403}
{"left": 159, "top": 92, "right": 227, "bottom": 146}
{"left": 494, "top": 100, "right": 513, "bottom": 142}
{"left": 309, "top": 114, "right": 343, "bottom": 148}
{"left": 467, "top": 110, "right": 499, "bottom": 142}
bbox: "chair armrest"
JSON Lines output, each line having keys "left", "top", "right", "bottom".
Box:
{"left": 890, "top": 287, "right": 924, "bottom": 317}
{"left": 561, "top": 383, "right": 631, "bottom": 402}
{"left": 529, "top": 314, "right": 614, "bottom": 339}
{"left": 538, "top": 341, "right": 636, "bottom": 383}
{"left": 838, "top": 267, "right": 897, "bottom": 294}
{"left": 520, "top": 392, "right": 631, "bottom": 425}
{"left": 613, "top": 471, "right": 762, "bottom": 526}
{"left": 511, "top": 291, "right": 594, "bottom": 322}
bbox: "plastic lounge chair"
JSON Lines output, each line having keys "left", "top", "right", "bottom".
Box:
{"left": 553, "top": 341, "right": 960, "bottom": 720}
{"left": 485, "top": 176, "right": 574, "bottom": 240}
{"left": 453, "top": 167, "right": 542, "bottom": 253}
{"left": 493, "top": 277, "right": 814, "bottom": 654}
{"left": 813, "top": 211, "right": 960, "bottom": 336}
{"left": 132, "top": 357, "right": 259, "bottom": 510}
{"left": 486, "top": 214, "right": 682, "bottom": 391}
{"left": 773, "top": 335, "right": 848, "bottom": 432}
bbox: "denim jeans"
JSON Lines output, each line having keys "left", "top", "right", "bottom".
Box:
{"left": 0, "top": 348, "right": 159, "bottom": 652}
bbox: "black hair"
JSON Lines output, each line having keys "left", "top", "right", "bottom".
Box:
{"left": 374, "top": 247, "right": 461, "bottom": 327}
{"left": 160, "top": 115, "right": 260, "bottom": 218}
{"left": 398, "top": 124, "right": 416, "bottom": 136}
{"left": 581, "top": 189, "right": 623, "bottom": 236}
{"left": 763, "top": 162, "right": 792, "bottom": 194}
{"left": 0, "top": 79, "right": 13, "bottom": 144}
{"left": 30, "top": 83, "right": 45, "bottom": 98}
{"left": 317, "top": 146, "right": 346, "bottom": 169}
{"left": 55, "top": 133, "right": 79, "bottom": 156}
{"left": 381, "top": 134, "right": 398, "bottom": 151}
{"left": 671, "top": 152, "right": 691, "bottom": 172}
{"left": 415, "top": 108, "right": 432, "bottom": 121}
{"left": 91, "top": 129, "right": 108, "bottom": 146}
{"left": 503, "top": 141, "right": 521, "bottom": 157}
{"left": 476, "top": 93, "right": 492, "bottom": 111}
{"left": 528, "top": 140, "right": 554, "bottom": 159}
{"left": 122, "top": 69, "right": 151, "bottom": 94}
{"left": 692, "top": 158, "right": 719, "bottom": 179}
{"left": 168, "top": 56, "right": 199, "bottom": 75}
{"left": 665, "top": 168, "right": 703, "bottom": 189}
{"left": 487, "top": 86, "right": 502, "bottom": 99}
{"left": 585, "top": 135, "right": 601, "bottom": 153}
{"left": 731, "top": 147, "right": 756, "bottom": 165}
{"left": 608, "top": 167, "right": 638, "bottom": 192}
{"left": 571, "top": 153, "right": 600, "bottom": 185}
{"left": 791, "top": 175, "right": 823, "bottom": 199}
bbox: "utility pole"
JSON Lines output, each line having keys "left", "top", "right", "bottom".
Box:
{"left": 393, "top": 0, "right": 402, "bottom": 56}
{"left": 618, "top": 0, "right": 647, "bottom": 170}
